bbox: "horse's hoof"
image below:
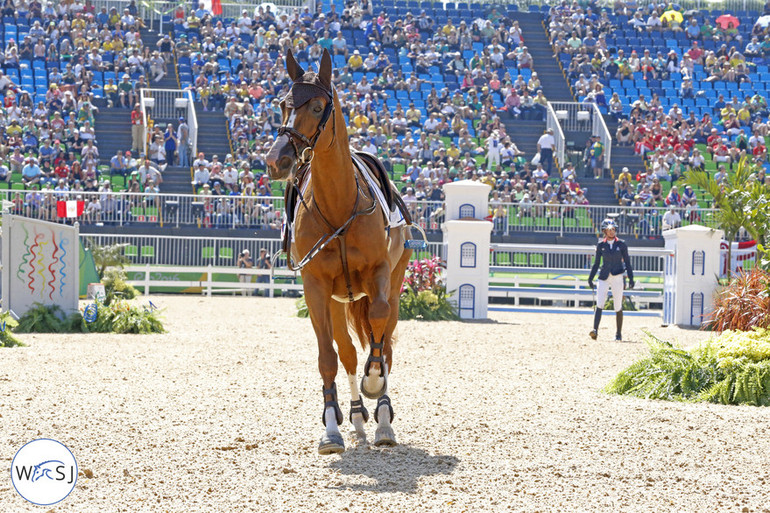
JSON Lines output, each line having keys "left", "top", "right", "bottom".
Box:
{"left": 350, "top": 429, "right": 367, "bottom": 447}
{"left": 374, "top": 426, "right": 397, "bottom": 447}
{"left": 360, "top": 374, "right": 387, "bottom": 400}
{"left": 318, "top": 433, "right": 345, "bottom": 455}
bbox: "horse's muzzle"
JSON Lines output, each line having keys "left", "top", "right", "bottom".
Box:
{"left": 266, "top": 134, "right": 296, "bottom": 181}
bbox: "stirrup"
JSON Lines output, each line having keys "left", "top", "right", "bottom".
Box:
{"left": 364, "top": 334, "right": 386, "bottom": 378}
{"left": 321, "top": 383, "right": 344, "bottom": 427}
{"left": 349, "top": 398, "right": 369, "bottom": 424}
{"left": 373, "top": 394, "right": 394, "bottom": 424}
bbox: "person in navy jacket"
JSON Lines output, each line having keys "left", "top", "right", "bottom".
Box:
{"left": 588, "top": 218, "right": 635, "bottom": 341}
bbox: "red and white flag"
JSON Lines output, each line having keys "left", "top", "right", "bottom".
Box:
{"left": 201, "top": 0, "right": 223, "bottom": 16}
{"left": 57, "top": 200, "right": 84, "bottom": 218}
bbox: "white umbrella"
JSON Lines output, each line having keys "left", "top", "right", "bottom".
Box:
{"left": 755, "top": 15, "right": 770, "bottom": 28}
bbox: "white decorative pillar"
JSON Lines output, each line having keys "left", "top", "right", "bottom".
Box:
{"left": 663, "top": 224, "right": 724, "bottom": 327}
{"left": 442, "top": 180, "right": 493, "bottom": 319}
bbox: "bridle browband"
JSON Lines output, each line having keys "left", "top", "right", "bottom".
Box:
{"left": 276, "top": 81, "right": 335, "bottom": 167}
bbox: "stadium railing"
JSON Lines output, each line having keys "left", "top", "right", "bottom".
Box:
{"left": 549, "top": 101, "right": 612, "bottom": 170}
{"left": 140, "top": 88, "right": 198, "bottom": 157}
{"left": 3, "top": 191, "right": 719, "bottom": 236}
{"left": 546, "top": 102, "right": 566, "bottom": 168}
{"left": 591, "top": 102, "right": 612, "bottom": 172}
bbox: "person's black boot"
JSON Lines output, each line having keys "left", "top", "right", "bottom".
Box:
{"left": 590, "top": 308, "right": 602, "bottom": 339}
{"left": 615, "top": 311, "right": 624, "bottom": 341}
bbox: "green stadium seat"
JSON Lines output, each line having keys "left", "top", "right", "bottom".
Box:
{"left": 219, "top": 247, "right": 234, "bottom": 260}
{"left": 202, "top": 247, "right": 215, "bottom": 259}
{"left": 140, "top": 246, "right": 155, "bottom": 258}
{"left": 124, "top": 245, "right": 139, "bottom": 258}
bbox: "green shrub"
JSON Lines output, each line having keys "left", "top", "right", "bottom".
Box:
{"left": 398, "top": 257, "right": 458, "bottom": 321}
{"left": 14, "top": 301, "right": 164, "bottom": 335}
{"left": 102, "top": 268, "right": 139, "bottom": 306}
{"left": 296, "top": 297, "right": 309, "bottom": 318}
{"left": 0, "top": 311, "right": 23, "bottom": 347}
{"left": 15, "top": 304, "right": 78, "bottom": 333}
{"left": 606, "top": 328, "right": 770, "bottom": 406}
{"left": 398, "top": 287, "right": 458, "bottom": 321}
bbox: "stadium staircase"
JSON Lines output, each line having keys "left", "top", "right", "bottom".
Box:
{"left": 140, "top": 27, "right": 181, "bottom": 90}
{"left": 513, "top": 12, "right": 623, "bottom": 207}
{"left": 194, "top": 107, "right": 232, "bottom": 173}
{"left": 515, "top": 12, "right": 573, "bottom": 103}
{"left": 95, "top": 108, "right": 133, "bottom": 182}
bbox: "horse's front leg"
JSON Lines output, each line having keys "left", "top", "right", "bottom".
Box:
{"left": 304, "top": 275, "right": 344, "bottom": 455}
{"left": 362, "top": 261, "right": 397, "bottom": 447}
{"left": 361, "top": 261, "right": 391, "bottom": 400}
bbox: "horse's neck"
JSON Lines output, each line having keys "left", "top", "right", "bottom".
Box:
{"left": 308, "top": 103, "right": 358, "bottom": 227}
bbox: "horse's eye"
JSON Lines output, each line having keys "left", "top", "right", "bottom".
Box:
{"left": 314, "top": 105, "right": 323, "bottom": 113}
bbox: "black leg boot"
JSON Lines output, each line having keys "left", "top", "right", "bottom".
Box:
{"left": 590, "top": 308, "right": 602, "bottom": 339}
{"left": 615, "top": 311, "right": 624, "bottom": 341}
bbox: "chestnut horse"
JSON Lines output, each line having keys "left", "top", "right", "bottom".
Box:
{"left": 266, "top": 49, "right": 413, "bottom": 454}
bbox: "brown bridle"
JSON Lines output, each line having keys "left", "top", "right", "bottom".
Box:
{"left": 276, "top": 82, "right": 335, "bottom": 168}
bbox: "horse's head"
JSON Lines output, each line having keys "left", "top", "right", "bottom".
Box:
{"left": 266, "top": 48, "right": 335, "bottom": 182}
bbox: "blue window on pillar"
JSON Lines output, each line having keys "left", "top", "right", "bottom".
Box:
{"left": 691, "top": 250, "right": 705, "bottom": 275}
{"left": 460, "top": 242, "right": 476, "bottom": 268}
{"left": 459, "top": 203, "right": 475, "bottom": 219}
{"left": 459, "top": 284, "right": 475, "bottom": 317}
{"left": 690, "top": 292, "right": 704, "bottom": 325}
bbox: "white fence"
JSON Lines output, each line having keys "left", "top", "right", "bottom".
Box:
{"left": 126, "top": 264, "right": 303, "bottom": 297}
{"left": 140, "top": 88, "right": 198, "bottom": 157}
{"left": 488, "top": 243, "right": 669, "bottom": 310}
{"left": 79, "top": 233, "right": 444, "bottom": 267}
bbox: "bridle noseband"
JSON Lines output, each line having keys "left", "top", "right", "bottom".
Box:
{"left": 276, "top": 81, "right": 335, "bottom": 168}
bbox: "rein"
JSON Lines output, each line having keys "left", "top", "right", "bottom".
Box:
{"left": 279, "top": 83, "right": 378, "bottom": 302}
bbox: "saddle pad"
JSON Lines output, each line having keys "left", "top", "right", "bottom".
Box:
{"left": 351, "top": 154, "right": 407, "bottom": 229}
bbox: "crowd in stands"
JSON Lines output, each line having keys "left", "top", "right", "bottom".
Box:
{"left": 0, "top": 0, "right": 172, "bottom": 215}
{"left": 163, "top": 0, "right": 603, "bottom": 231}
{"left": 12, "top": 0, "right": 766, "bottom": 234}
{"left": 547, "top": 0, "right": 770, "bottom": 237}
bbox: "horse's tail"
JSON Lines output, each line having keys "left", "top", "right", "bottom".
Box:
{"left": 345, "top": 298, "right": 371, "bottom": 351}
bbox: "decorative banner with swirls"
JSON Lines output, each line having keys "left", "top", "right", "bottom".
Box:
{"left": 4, "top": 216, "right": 79, "bottom": 317}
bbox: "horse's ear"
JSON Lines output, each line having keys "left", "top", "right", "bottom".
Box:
{"left": 318, "top": 48, "right": 332, "bottom": 91}
{"left": 285, "top": 49, "right": 304, "bottom": 82}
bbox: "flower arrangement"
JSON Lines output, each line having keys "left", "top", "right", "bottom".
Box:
{"left": 398, "top": 256, "right": 458, "bottom": 321}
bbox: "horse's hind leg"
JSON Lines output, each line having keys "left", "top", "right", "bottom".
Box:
{"left": 331, "top": 301, "right": 368, "bottom": 445}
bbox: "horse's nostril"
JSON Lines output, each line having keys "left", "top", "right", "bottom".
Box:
{"left": 278, "top": 156, "right": 293, "bottom": 171}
